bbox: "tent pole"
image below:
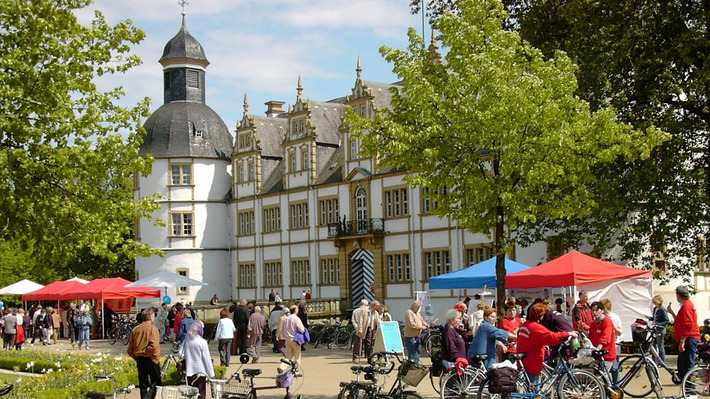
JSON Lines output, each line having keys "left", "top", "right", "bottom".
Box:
{"left": 101, "top": 298, "right": 105, "bottom": 339}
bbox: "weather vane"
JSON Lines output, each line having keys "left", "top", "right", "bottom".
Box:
{"left": 179, "top": 0, "right": 189, "bottom": 15}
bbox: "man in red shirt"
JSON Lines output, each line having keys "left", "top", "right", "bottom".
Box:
{"left": 588, "top": 301, "right": 616, "bottom": 375}
{"left": 573, "top": 290, "right": 593, "bottom": 333}
{"left": 668, "top": 285, "right": 700, "bottom": 395}
{"left": 499, "top": 304, "right": 521, "bottom": 354}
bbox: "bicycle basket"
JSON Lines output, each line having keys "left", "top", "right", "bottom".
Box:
{"left": 220, "top": 379, "right": 252, "bottom": 396}
{"left": 631, "top": 323, "right": 647, "bottom": 342}
{"left": 398, "top": 362, "right": 428, "bottom": 387}
{"left": 154, "top": 385, "right": 198, "bottom": 399}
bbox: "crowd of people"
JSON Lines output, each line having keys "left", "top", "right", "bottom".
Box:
{"left": 421, "top": 285, "right": 698, "bottom": 390}
{"left": 0, "top": 301, "right": 102, "bottom": 350}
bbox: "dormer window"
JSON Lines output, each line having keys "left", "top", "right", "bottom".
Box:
{"left": 360, "top": 105, "right": 366, "bottom": 116}
{"left": 195, "top": 129, "right": 203, "bottom": 138}
{"left": 300, "top": 121, "right": 304, "bottom": 132}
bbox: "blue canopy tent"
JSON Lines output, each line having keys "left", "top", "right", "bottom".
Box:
{"left": 429, "top": 257, "right": 531, "bottom": 289}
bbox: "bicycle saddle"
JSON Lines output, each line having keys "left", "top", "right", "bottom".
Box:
{"left": 508, "top": 353, "right": 527, "bottom": 361}
{"left": 242, "top": 369, "right": 262, "bottom": 377}
{"left": 351, "top": 366, "right": 364, "bottom": 372}
{"left": 470, "top": 354, "right": 488, "bottom": 361}
{"left": 591, "top": 350, "right": 608, "bottom": 359}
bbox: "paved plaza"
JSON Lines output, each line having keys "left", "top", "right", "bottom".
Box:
{"left": 28, "top": 338, "right": 684, "bottom": 398}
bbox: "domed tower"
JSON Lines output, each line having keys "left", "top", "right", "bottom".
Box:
{"left": 135, "top": 15, "right": 233, "bottom": 304}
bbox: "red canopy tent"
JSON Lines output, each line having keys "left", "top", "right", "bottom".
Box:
{"left": 22, "top": 280, "right": 87, "bottom": 302}
{"left": 505, "top": 250, "right": 653, "bottom": 341}
{"left": 505, "top": 250, "right": 652, "bottom": 288}
{"left": 57, "top": 277, "right": 159, "bottom": 301}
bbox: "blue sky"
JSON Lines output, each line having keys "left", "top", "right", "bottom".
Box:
{"left": 77, "top": 0, "right": 426, "bottom": 133}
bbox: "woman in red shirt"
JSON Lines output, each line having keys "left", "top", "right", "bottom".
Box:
{"left": 517, "top": 303, "right": 577, "bottom": 384}
{"left": 588, "top": 301, "right": 616, "bottom": 374}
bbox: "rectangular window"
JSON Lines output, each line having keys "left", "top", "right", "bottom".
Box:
{"left": 290, "top": 202, "right": 309, "bottom": 229}
{"left": 302, "top": 149, "right": 309, "bottom": 170}
{"left": 320, "top": 257, "right": 340, "bottom": 285}
{"left": 248, "top": 161, "right": 255, "bottom": 181}
{"left": 289, "top": 152, "right": 296, "bottom": 173}
{"left": 465, "top": 245, "right": 494, "bottom": 266}
{"left": 238, "top": 210, "right": 255, "bottom": 235}
{"left": 164, "top": 71, "right": 171, "bottom": 89}
{"left": 176, "top": 269, "right": 188, "bottom": 295}
{"left": 318, "top": 198, "right": 339, "bottom": 225}
{"left": 238, "top": 264, "right": 256, "bottom": 288}
{"left": 386, "top": 253, "right": 411, "bottom": 282}
{"left": 350, "top": 138, "right": 359, "bottom": 159}
{"left": 384, "top": 188, "right": 408, "bottom": 217}
{"left": 263, "top": 207, "right": 281, "bottom": 233}
{"left": 264, "top": 262, "right": 282, "bottom": 287}
{"left": 291, "top": 259, "right": 311, "bottom": 285}
{"left": 423, "top": 249, "right": 450, "bottom": 280}
{"left": 171, "top": 212, "right": 193, "bottom": 236}
{"left": 170, "top": 164, "right": 191, "bottom": 185}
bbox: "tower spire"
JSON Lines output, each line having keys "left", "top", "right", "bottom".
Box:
{"left": 243, "top": 93, "right": 249, "bottom": 115}
{"left": 356, "top": 55, "right": 362, "bottom": 80}
{"left": 297, "top": 75, "right": 303, "bottom": 101}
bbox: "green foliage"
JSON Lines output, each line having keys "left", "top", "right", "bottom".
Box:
{"left": 0, "top": 0, "right": 161, "bottom": 275}
{"left": 500, "top": 0, "right": 710, "bottom": 280}
{"left": 350, "top": 0, "right": 665, "bottom": 308}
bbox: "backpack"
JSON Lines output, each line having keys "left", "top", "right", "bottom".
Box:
{"left": 430, "top": 350, "right": 445, "bottom": 377}
{"left": 488, "top": 366, "right": 518, "bottom": 393}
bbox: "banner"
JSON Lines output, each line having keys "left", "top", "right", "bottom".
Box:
{"left": 105, "top": 298, "right": 134, "bottom": 313}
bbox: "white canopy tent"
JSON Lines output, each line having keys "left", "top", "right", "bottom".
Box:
{"left": 0, "top": 279, "right": 44, "bottom": 295}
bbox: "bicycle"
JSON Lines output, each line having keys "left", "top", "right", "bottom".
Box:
{"left": 680, "top": 334, "right": 710, "bottom": 399}
{"left": 439, "top": 354, "right": 488, "bottom": 399}
{"left": 621, "top": 320, "right": 680, "bottom": 386}
{"left": 367, "top": 351, "right": 428, "bottom": 399}
{"left": 617, "top": 323, "right": 669, "bottom": 398}
{"left": 334, "top": 321, "right": 356, "bottom": 350}
{"left": 477, "top": 344, "right": 605, "bottom": 399}
{"left": 107, "top": 316, "right": 135, "bottom": 345}
{"left": 588, "top": 349, "right": 631, "bottom": 399}
{"left": 338, "top": 363, "right": 392, "bottom": 399}
{"left": 204, "top": 358, "right": 303, "bottom": 399}
{"left": 161, "top": 337, "right": 184, "bottom": 379}
{"left": 84, "top": 373, "right": 134, "bottom": 398}
{"left": 421, "top": 324, "right": 443, "bottom": 357}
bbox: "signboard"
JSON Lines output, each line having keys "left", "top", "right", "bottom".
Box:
{"left": 373, "top": 321, "right": 404, "bottom": 353}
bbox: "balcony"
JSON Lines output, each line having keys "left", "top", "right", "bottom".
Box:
{"left": 327, "top": 218, "right": 385, "bottom": 238}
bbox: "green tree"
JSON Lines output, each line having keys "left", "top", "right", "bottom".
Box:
{"left": 0, "top": 0, "right": 160, "bottom": 276}
{"left": 409, "top": 0, "right": 710, "bottom": 281}
{"left": 504, "top": 0, "right": 710, "bottom": 281}
{"left": 350, "top": 0, "right": 666, "bottom": 309}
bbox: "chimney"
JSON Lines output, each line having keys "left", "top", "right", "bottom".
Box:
{"left": 265, "top": 101, "right": 285, "bottom": 117}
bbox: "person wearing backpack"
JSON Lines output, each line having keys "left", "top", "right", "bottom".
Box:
{"left": 517, "top": 303, "right": 577, "bottom": 384}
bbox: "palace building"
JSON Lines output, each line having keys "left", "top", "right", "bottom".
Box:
{"left": 135, "top": 18, "right": 709, "bottom": 320}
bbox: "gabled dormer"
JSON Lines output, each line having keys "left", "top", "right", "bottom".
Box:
{"left": 233, "top": 95, "right": 261, "bottom": 197}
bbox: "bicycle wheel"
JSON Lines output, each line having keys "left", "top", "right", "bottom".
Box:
{"left": 262, "top": 327, "right": 272, "bottom": 345}
{"left": 425, "top": 332, "right": 442, "bottom": 357}
{"left": 107, "top": 328, "right": 118, "bottom": 345}
{"left": 476, "top": 374, "right": 515, "bottom": 399}
{"left": 441, "top": 368, "right": 484, "bottom": 399}
{"left": 336, "top": 329, "right": 353, "bottom": 350}
{"left": 121, "top": 328, "right": 130, "bottom": 345}
{"left": 618, "top": 355, "right": 658, "bottom": 398}
{"left": 430, "top": 368, "right": 442, "bottom": 395}
{"left": 558, "top": 369, "right": 606, "bottom": 399}
{"left": 681, "top": 365, "right": 710, "bottom": 398}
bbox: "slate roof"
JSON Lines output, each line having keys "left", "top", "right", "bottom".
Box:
{"left": 141, "top": 102, "right": 233, "bottom": 159}
{"left": 307, "top": 100, "right": 344, "bottom": 145}
{"left": 159, "top": 21, "right": 209, "bottom": 66}
{"left": 250, "top": 115, "right": 287, "bottom": 158}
